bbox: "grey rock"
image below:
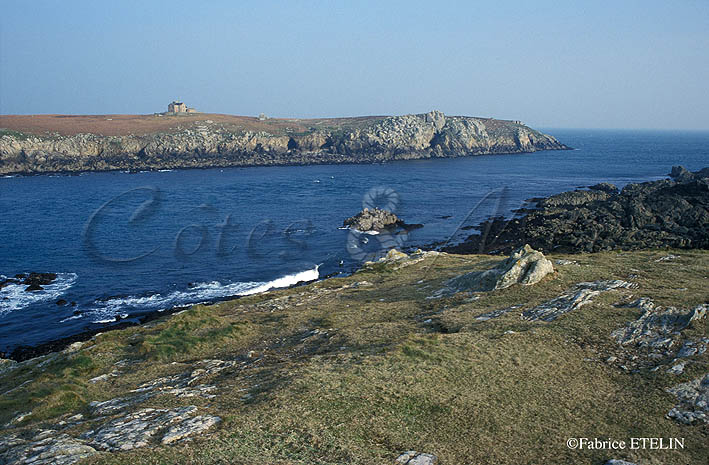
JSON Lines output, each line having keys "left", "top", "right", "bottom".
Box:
{"left": 395, "top": 450, "right": 438, "bottom": 465}
{"left": 605, "top": 461, "right": 638, "bottom": 465}
{"left": 83, "top": 406, "right": 200, "bottom": 451}
{"left": 522, "top": 280, "right": 635, "bottom": 322}
{"left": 667, "top": 361, "right": 687, "bottom": 375}
{"left": 666, "top": 373, "right": 709, "bottom": 424}
{"left": 90, "top": 392, "right": 153, "bottom": 415}
{"left": 161, "top": 415, "right": 221, "bottom": 444}
{"left": 677, "top": 341, "right": 698, "bottom": 358}
{"left": 0, "top": 358, "right": 18, "bottom": 375}
{"left": 0, "top": 433, "right": 97, "bottom": 465}
{"left": 611, "top": 304, "right": 707, "bottom": 347}
{"left": 447, "top": 244, "right": 554, "bottom": 293}
{"left": 476, "top": 305, "right": 521, "bottom": 321}
{"left": 131, "top": 359, "right": 237, "bottom": 398}
{"left": 537, "top": 189, "right": 611, "bottom": 207}
{"left": 654, "top": 254, "right": 680, "bottom": 262}
{"left": 589, "top": 182, "right": 619, "bottom": 194}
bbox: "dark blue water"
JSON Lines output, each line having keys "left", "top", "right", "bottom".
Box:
{"left": 1, "top": 129, "right": 707, "bottom": 353}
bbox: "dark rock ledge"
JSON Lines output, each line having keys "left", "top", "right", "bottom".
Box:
{"left": 444, "top": 166, "right": 709, "bottom": 255}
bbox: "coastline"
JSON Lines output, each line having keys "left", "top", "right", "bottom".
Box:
{"left": 0, "top": 145, "right": 571, "bottom": 178}
{"left": 0, "top": 111, "right": 569, "bottom": 175}
{"left": 3, "top": 166, "right": 706, "bottom": 363}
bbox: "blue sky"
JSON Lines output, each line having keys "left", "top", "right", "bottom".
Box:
{"left": 1, "top": 0, "right": 708, "bottom": 129}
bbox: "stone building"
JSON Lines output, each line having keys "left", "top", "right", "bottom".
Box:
{"left": 168, "top": 101, "right": 187, "bottom": 113}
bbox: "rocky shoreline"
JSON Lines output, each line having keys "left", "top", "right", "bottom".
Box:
{"left": 444, "top": 166, "right": 709, "bottom": 255}
{"left": 0, "top": 111, "right": 569, "bottom": 175}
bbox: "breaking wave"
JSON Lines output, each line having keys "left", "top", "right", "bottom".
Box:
{"left": 0, "top": 273, "right": 78, "bottom": 316}
{"left": 84, "top": 266, "right": 319, "bottom": 323}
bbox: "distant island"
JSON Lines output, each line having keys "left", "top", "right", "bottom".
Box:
{"left": 0, "top": 110, "right": 569, "bottom": 175}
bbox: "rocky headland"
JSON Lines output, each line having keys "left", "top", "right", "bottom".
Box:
{"left": 444, "top": 166, "right": 709, "bottom": 255}
{"left": 0, "top": 111, "right": 568, "bottom": 175}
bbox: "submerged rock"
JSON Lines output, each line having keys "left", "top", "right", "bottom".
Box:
{"left": 13, "top": 272, "right": 59, "bottom": 292}
{"left": 447, "top": 245, "right": 554, "bottom": 293}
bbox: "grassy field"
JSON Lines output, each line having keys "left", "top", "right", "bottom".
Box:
{"left": 0, "top": 113, "right": 386, "bottom": 137}
{"left": 1, "top": 249, "right": 707, "bottom": 464}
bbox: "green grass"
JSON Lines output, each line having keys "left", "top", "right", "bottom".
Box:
{"left": 0, "top": 249, "right": 706, "bottom": 464}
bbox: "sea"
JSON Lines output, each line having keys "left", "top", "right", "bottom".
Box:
{"left": 1, "top": 129, "right": 707, "bottom": 354}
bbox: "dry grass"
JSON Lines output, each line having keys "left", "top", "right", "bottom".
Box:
{"left": 0, "top": 114, "right": 385, "bottom": 137}
{"left": 0, "top": 249, "right": 707, "bottom": 464}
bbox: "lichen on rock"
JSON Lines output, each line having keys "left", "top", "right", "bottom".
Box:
{"left": 446, "top": 244, "right": 554, "bottom": 293}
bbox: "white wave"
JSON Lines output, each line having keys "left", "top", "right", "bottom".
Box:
{"left": 85, "top": 266, "right": 319, "bottom": 323}
{"left": 59, "top": 314, "right": 83, "bottom": 323}
{"left": 338, "top": 226, "right": 380, "bottom": 235}
{"left": 0, "top": 273, "right": 78, "bottom": 316}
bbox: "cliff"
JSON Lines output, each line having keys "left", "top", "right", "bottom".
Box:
{"left": 0, "top": 111, "right": 568, "bottom": 174}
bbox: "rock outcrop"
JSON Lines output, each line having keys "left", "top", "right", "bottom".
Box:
{"left": 666, "top": 374, "right": 709, "bottom": 424}
{"left": 446, "top": 166, "right": 709, "bottom": 254}
{"left": 446, "top": 244, "right": 554, "bottom": 293}
{"left": 395, "top": 451, "right": 438, "bottom": 465}
{"left": 611, "top": 301, "right": 707, "bottom": 348}
{"left": 0, "top": 111, "right": 568, "bottom": 174}
{"left": 344, "top": 207, "right": 403, "bottom": 231}
{"left": 521, "top": 280, "right": 635, "bottom": 322}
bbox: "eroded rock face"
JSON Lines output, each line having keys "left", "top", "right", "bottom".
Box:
{"left": 447, "top": 245, "right": 554, "bottom": 293}
{"left": 666, "top": 374, "right": 709, "bottom": 425}
{"left": 0, "top": 112, "right": 568, "bottom": 175}
{"left": 521, "top": 280, "right": 635, "bottom": 322}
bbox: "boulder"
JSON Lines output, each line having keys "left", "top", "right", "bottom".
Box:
{"left": 447, "top": 245, "right": 554, "bottom": 292}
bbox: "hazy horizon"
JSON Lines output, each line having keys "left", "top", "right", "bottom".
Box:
{"left": 1, "top": 1, "right": 708, "bottom": 130}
